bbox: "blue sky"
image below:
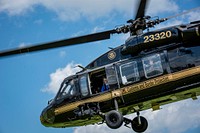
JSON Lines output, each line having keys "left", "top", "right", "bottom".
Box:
{"left": 0, "top": 0, "right": 200, "bottom": 133}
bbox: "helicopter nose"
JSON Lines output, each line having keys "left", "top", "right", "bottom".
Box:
{"left": 40, "top": 115, "right": 46, "bottom": 124}
{"left": 40, "top": 107, "right": 55, "bottom": 126}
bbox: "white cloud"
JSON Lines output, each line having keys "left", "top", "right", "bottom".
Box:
{"left": 147, "top": 0, "right": 179, "bottom": 16}
{"left": 73, "top": 97, "right": 200, "bottom": 133}
{"left": 0, "top": 0, "right": 179, "bottom": 21}
{"left": 0, "top": 0, "right": 39, "bottom": 15}
{"left": 38, "top": 0, "right": 134, "bottom": 21}
{"left": 186, "top": 10, "right": 200, "bottom": 22}
{"left": 41, "top": 62, "right": 81, "bottom": 94}
{"left": 144, "top": 98, "right": 200, "bottom": 133}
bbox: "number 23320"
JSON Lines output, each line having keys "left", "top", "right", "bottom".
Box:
{"left": 143, "top": 30, "right": 172, "bottom": 43}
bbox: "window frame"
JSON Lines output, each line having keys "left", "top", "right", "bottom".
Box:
{"left": 79, "top": 74, "right": 90, "bottom": 97}
{"left": 142, "top": 54, "right": 163, "bottom": 79}
{"left": 119, "top": 60, "right": 140, "bottom": 85}
{"left": 56, "top": 78, "right": 76, "bottom": 100}
{"left": 105, "top": 65, "right": 118, "bottom": 85}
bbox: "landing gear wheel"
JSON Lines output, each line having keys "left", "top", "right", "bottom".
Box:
{"left": 131, "top": 116, "right": 148, "bottom": 133}
{"left": 105, "top": 110, "right": 124, "bottom": 129}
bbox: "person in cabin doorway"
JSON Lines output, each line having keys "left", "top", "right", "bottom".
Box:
{"left": 101, "top": 77, "right": 110, "bottom": 92}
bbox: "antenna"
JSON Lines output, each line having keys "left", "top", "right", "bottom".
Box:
{"left": 76, "top": 65, "right": 87, "bottom": 71}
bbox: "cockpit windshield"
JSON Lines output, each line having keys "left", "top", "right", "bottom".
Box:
{"left": 56, "top": 78, "right": 76, "bottom": 100}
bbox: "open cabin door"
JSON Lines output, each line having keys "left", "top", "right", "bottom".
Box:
{"left": 89, "top": 68, "right": 106, "bottom": 94}
{"left": 89, "top": 65, "right": 118, "bottom": 94}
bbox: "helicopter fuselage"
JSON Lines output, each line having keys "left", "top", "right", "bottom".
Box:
{"left": 40, "top": 20, "right": 200, "bottom": 128}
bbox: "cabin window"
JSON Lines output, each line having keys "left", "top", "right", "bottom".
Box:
{"left": 168, "top": 47, "right": 196, "bottom": 72}
{"left": 119, "top": 61, "right": 140, "bottom": 85}
{"left": 79, "top": 75, "right": 89, "bottom": 96}
{"left": 142, "top": 54, "right": 163, "bottom": 78}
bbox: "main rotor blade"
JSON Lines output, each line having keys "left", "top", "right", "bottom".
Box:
{"left": 135, "top": 0, "right": 148, "bottom": 19}
{"left": 166, "top": 6, "right": 200, "bottom": 20}
{"left": 0, "top": 29, "right": 117, "bottom": 58}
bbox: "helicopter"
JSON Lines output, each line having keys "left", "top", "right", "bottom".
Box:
{"left": 0, "top": 0, "right": 200, "bottom": 133}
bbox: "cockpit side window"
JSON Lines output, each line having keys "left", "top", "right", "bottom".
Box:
{"left": 57, "top": 79, "right": 76, "bottom": 100}
{"left": 63, "top": 80, "right": 75, "bottom": 96}
{"left": 142, "top": 54, "right": 163, "bottom": 78}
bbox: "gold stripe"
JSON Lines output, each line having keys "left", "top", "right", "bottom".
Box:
{"left": 121, "top": 66, "right": 200, "bottom": 95}
{"left": 55, "top": 66, "right": 200, "bottom": 115}
{"left": 55, "top": 93, "right": 112, "bottom": 115}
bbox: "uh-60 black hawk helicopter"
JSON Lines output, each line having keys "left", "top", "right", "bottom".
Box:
{"left": 1, "top": 0, "right": 200, "bottom": 132}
